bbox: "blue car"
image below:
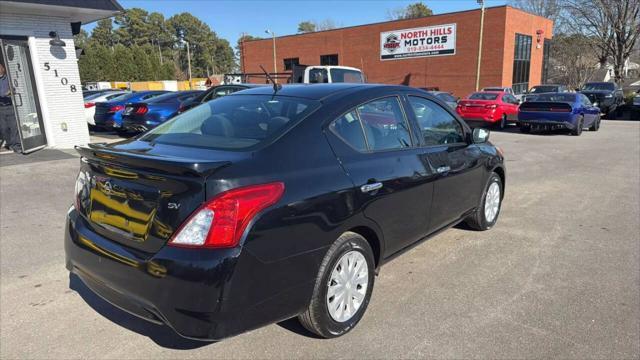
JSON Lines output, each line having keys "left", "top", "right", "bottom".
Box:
{"left": 121, "top": 91, "right": 203, "bottom": 133}
{"left": 93, "top": 91, "right": 170, "bottom": 131}
{"left": 518, "top": 93, "right": 601, "bottom": 136}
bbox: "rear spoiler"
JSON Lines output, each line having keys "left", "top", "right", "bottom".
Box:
{"left": 75, "top": 143, "right": 230, "bottom": 177}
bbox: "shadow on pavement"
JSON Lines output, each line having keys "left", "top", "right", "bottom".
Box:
{"left": 276, "top": 318, "right": 322, "bottom": 339}
{"left": 68, "top": 273, "right": 213, "bottom": 350}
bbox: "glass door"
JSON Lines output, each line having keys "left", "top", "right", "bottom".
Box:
{"left": 1, "top": 38, "right": 46, "bottom": 153}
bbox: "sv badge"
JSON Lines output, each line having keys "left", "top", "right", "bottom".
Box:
{"left": 167, "top": 202, "right": 181, "bottom": 210}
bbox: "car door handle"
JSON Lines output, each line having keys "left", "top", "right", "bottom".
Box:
{"left": 436, "top": 166, "right": 451, "bottom": 174}
{"left": 360, "top": 182, "right": 383, "bottom": 193}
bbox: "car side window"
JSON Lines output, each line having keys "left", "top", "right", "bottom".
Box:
{"left": 356, "top": 97, "right": 412, "bottom": 150}
{"left": 330, "top": 110, "right": 367, "bottom": 152}
{"left": 408, "top": 96, "right": 465, "bottom": 146}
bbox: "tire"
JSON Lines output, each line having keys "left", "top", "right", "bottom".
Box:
{"left": 519, "top": 124, "right": 530, "bottom": 133}
{"left": 571, "top": 116, "right": 583, "bottom": 136}
{"left": 589, "top": 115, "right": 600, "bottom": 131}
{"left": 464, "top": 172, "right": 502, "bottom": 231}
{"left": 498, "top": 114, "right": 507, "bottom": 130}
{"left": 298, "top": 232, "right": 375, "bottom": 338}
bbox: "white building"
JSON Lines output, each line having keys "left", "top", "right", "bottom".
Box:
{"left": 0, "top": 0, "right": 122, "bottom": 152}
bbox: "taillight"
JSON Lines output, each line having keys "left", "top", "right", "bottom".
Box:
{"left": 485, "top": 104, "right": 497, "bottom": 109}
{"left": 134, "top": 105, "right": 148, "bottom": 115}
{"left": 109, "top": 105, "right": 124, "bottom": 112}
{"left": 84, "top": 102, "right": 95, "bottom": 108}
{"left": 169, "top": 182, "right": 285, "bottom": 248}
{"left": 549, "top": 107, "right": 571, "bottom": 112}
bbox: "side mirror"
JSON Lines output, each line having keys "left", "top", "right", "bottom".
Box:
{"left": 473, "top": 128, "right": 490, "bottom": 143}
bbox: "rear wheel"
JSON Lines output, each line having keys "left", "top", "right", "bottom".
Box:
{"left": 298, "top": 232, "right": 375, "bottom": 338}
{"left": 465, "top": 172, "right": 502, "bottom": 231}
{"left": 498, "top": 114, "right": 507, "bottom": 130}
{"left": 589, "top": 116, "right": 600, "bottom": 131}
{"left": 571, "top": 116, "right": 584, "bottom": 136}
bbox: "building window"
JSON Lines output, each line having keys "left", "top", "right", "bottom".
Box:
{"left": 283, "top": 57, "right": 299, "bottom": 71}
{"left": 512, "top": 33, "right": 532, "bottom": 95}
{"left": 320, "top": 54, "right": 339, "bottom": 66}
{"left": 541, "top": 39, "right": 551, "bottom": 84}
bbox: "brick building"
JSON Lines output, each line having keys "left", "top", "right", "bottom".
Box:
{"left": 241, "top": 5, "right": 553, "bottom": 98}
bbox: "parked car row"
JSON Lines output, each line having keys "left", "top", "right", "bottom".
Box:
{"left": 452, "top": 82, "right": 622, "bottom": 135}
{"left": 83, "top": 84, "right": 270, "bottom": 135}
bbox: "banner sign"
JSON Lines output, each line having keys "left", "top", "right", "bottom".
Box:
{"left": 380, "top": 23, "right": 456, "bottom": 60}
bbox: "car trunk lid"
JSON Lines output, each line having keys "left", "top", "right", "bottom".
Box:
{"left": 459, "top": 99, "right": 495, "bottom": 114}
{"left": 74, "top": 141, "right": 235, "bottom": 254}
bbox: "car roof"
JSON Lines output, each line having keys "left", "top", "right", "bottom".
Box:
{"left": 229, "top": 83, "right": 406, "bottom": 100}
{"left": 216, "top": 83, "right": 265, "bottom": 88}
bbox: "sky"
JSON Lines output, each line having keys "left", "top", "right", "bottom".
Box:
{"left": 84, "top": 0, "right": 507, "bottom": 45}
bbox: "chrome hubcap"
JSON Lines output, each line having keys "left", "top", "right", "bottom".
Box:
{"left": 326, "top": 250, "right": 368, "bottom": 323}
{"left": 484, "top": 182, "right": 500, "bottom": 223}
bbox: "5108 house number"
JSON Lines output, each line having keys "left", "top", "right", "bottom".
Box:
{"left": 43, "top": 62, "right": 77, "bottom": 93}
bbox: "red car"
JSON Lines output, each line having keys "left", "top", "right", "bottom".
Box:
{"left": 456, "top": 91, "right": 520, "bottom": 129}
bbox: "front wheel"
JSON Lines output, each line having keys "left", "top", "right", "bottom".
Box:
{"left": 465, "top": 172, "right": 503, "bottom": 231}
{"left": 298, "top": 232, "right": 375, "bottom": 338}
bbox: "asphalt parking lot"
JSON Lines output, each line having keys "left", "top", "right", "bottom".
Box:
{"left": 1, "top": 120, "right": 639, "bottom": 359}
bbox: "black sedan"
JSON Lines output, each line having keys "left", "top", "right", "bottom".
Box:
{"left": 66, "top": 84, "right": 506, "bottom": 341}
{"left": 177, "top": 83, "right": 265, "bottom": 113}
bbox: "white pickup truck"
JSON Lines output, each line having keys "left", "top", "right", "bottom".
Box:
{"left": 291, "top": 65, "right": 365, "bottom": 84}
{"left": 224, "top": 65, "right": 365, "bottom": 85}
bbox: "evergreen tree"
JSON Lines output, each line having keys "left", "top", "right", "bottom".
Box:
{"left": 91, "top": 19, "right": 116, "bottom": 48}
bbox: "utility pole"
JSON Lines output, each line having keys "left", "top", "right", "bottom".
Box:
{"left": 475, "top": 0, "right": 485, "bottom": 91}
{"left": 265, "top": 29, "right": 277, "bottom": 83}
{"left": 185, "top": 40, "right": 192, "bottom": 87}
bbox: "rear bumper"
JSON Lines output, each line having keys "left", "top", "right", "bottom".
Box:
{"left": 457, "top": 111, "right": 500, "bottom": 124}
{"left": 518, "top": 119, "right": 575, "bottom": 129}
{"left": 94, "top": 113, "right": 122, "bottom": 129}
{"left": 65, "top": 208, "right": 314, "bottom": 341}
{"left": 122, "top": 118, "right": 161, "bottom": 132}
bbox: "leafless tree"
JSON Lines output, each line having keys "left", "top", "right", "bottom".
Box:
{"left": 509, "top": 0, "right": 565, "bottom": 30}
{"left": 548, "top": 34, "right": 599, "bottom": 88}
{"left": 565, "top": 0, "right": 640, "bottom": 83}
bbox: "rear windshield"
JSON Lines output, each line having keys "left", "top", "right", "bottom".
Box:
{"left": 469, "top": 92, "right": 499, "bottom": 100}
{"left": 582, "top": 83, "right": 615, "bottom": 91}
{"left": 139, "top": 95, "right": 321, "bottom": 150}
{"left": 529, "top": 93, "right": 576, "bottom": 103}
{"left": 530, "top": 86, "right": 558, "bottom": 93}
{"left": 330, "top": 69, "right": 365, "bottom": 83}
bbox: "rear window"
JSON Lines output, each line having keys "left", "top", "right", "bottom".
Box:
{"left": 139, "top": 95, "right": 320, "bottom": 150}
{"left": 436, "top": 93, "right": 456, "bottom": 102}
{"left": 530, "top": 86, "right": 558, "bottom": 93}
{"left": 469, "top": 92, "right": 499, "bottom": 100}
{"left": 530, "top": 93, "right": 575, "bottom": 103}
{"left": 330, "top": 69, "right": 364, "bottom": 83}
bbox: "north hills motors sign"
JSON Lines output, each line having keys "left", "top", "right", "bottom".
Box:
{"left": 380, "top": 23, "right": 456, "bottom": 60}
